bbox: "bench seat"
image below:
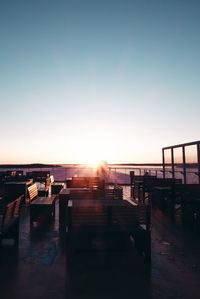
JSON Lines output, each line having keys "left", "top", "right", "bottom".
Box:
{"left": 0, "top": 195, "right": 23, "bottom": 247}
{"left": 28, "top": 184, "right": 55, "bottom": 226}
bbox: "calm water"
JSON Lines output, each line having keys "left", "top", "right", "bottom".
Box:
{"left": 1, "top": 165, "right": 199, "bottom": 184}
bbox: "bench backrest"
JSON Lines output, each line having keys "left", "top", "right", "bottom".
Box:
{"left": 0, "top": 196, "right": 23, "bottom": 234}
{"left": 13, "top": 195, "right": 23, "bottom": 216}
{"left": 3, "top": 201, "right": 16, "bottom": 228}
{"left": 68, "top": 200, "right": 151, "bottom": 231}
{"left": 70, "top": 190, "right": 94, "bottom": 200}
{"left": 69, "top": 188, "right": 123, "bottom": 201}
{"left": 70, "top": 206, "right": 108, "bottom": 227}
{"left": 111, "top": 203, "right": 150, "bottom": 227}
{"left": 103, "top": 188, "right": 123, "bottom": 200}
{"left": 28, "top": 184, "right": 38, "bottom": 202}
{"left": 67, "top": 177, "right": 105, "bottom": 189}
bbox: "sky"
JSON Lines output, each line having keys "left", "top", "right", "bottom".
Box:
{"left": 0, "top": 0, "right": 200, "bottom": 164}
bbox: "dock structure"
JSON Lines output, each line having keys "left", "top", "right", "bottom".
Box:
{"left": 162, "top": 140, "right": 200, "bottom": 184}
{"left": 0, "top": 155, "right": 200, "bottom": 299}
{"left": 0, "top": 187, "right": 200, "bottom": 299}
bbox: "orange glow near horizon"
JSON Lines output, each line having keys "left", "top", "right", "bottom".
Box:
{"left": 74, "top": 149, "right": 106, "bottom": 169}
{"left": 0, "top": 127, "right": 163, "bottom": 165}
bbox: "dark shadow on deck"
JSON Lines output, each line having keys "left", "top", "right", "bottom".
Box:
{"left": 66, "top": 231, "right": 150, "bottom": 299}
{"left": 0, "top": 203, "right": 200, "bottom": 299}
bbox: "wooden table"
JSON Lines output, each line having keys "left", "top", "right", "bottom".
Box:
{"left": 59, "top": 189, "right": 70, "bottom": 230}
{"left": 30, "top": 197, "right": 55, "bottom": 226}
{"left": 66, "top": 199, "right": 151, "bottom": 261}
{"left": 4, "top": 179, "right": 33, "bottom": 203}
{"left": 58, "top": 188, "right": 91, "bottom": 230}
{"left": 51, "top": 182, "right": 64, "bottom": 195}
{"left": 67, "top": 199, "right": 139, "bottom": 232}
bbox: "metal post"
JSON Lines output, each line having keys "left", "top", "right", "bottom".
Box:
{"left": 162, "top": 148, "right": 165, "bottom": 179}
{"left": 171, "top": 148, "right": 175, "bottom": 179}
{"left": 197, "top": 143, "right": 200, "bottom": 184}
{"left": 182, "top": 146, "right": 186, "bottom": 184}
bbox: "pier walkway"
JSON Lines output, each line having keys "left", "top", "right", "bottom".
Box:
{"left": 0, "top": 200, "right": 200, "bottom": 299}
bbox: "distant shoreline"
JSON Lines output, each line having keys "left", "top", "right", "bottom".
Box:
{"left": 109, "top": 163, "right": 163, "bottom": 166}
{"left": 0, "top": 163, "right": 163, "bottom": 168}
{"left": 0, "top": 163, "right": 198, "bottom": 169}
{"left": 0, "top": 163, "right": 61, "bottom": 168}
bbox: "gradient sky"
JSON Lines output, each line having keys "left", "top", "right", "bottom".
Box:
{"left": 0, "top": 0, "right": 200, "bottom": 164}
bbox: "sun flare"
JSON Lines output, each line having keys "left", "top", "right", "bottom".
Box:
{"left": 83, "top": 154, "right": 106, "bottom": 169}
{"left": 87, "top": 158, "right": 101, "bottom": 169}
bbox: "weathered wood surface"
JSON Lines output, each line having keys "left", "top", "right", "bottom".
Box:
{"left": 31, "top": 197, "right": 55, "bottom": 205}
{"left": 67, "top": 199, "right": 151, "bottom": 261}
{"left": 0, "top": 195, "right": 23, "bottom": 247}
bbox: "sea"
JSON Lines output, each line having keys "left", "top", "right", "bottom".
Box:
{"left": 0, "top": 164, "right": 199, "bottom": 184}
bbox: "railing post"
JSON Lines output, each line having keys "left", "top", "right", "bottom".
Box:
{"left": 162, "top": 148, "right": 165, "bottom": 179}
{"left": 171, "top": 148, "right": 175, "bottom": 179}
{"left": 197, "top": 143, "right": 200, "bottom": 184}
{"left": 145, "top": 203, "right": 151, "bottom": 262}
{"left": 182, "top": 146, "right": 186, "bottom": 184}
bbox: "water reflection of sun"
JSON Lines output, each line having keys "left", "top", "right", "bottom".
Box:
{"left": 90, "top": 161, "right": 99, "bottom": 168}
{"left": 87, "top": 159, "right": 101, "bottom": 169}
{"left": 74, "top": 141, "right": 108, "bottom": 168}
{"left": 85, "top": 155, "right": 105, "bottom": 169}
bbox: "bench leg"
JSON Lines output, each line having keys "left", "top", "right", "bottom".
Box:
{"left": 132, "top": 231, "right": 151, "bottom": 263}
{"left": 49, "top": 202, "right": 55, "bottom": 219}
{"left": 14, "top": 218, "right": 20, "bottom": 247}
{"left": 52, "top": 201, "right": 55, "bottom": 218}
{"left": 145, "top": 232, "right": 151, "bottom": 263}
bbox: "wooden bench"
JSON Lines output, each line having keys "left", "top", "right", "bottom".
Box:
{"left": 133, "top": 177, "right": 182, "bottom": 216}
{"left": 28, "top": 184, "right": 39, "bottom": 202}
{"left": 28, "top": 184, "right": 55, "bottom": 226}
{"left": 102, "top": 187, "right": 123, "bottom": 200}
{"left": 151, "top": 179, "right": 182, "bottom": 218}
{"left": 0, "top": 195, "right": 23, "bottom": 247}
{"left": 37, "top": 177, "right": 52, "bottom": 196}
{"left": 28, "top": 182, "right": 52, "bottom": 201}
{"left": 63, "top": 187, "right": 123, "bottom": 205}
{"left": 51, "top": 182, "right": 64, "bottom": 195}
{"left": 59, "top": 187, "right": 123, "bottom": 231}
{"left": 4, "top": 179, "right": 33, "bottom": 204}
{"left": 14, "top": 195, "right": 23, "bottom": 217}
{"left": 26, "top": 171, "right": 50, "bottom": 182}
{"left": 132, "top": 176, "right": 182, "bottom": 202}
{"left": 34, "top": 175, "right": 54, "bottom": 196}
{"left": 67, "top": 199, "right": 151, "bottom": 262}
{"left": 66, "top": 177, "right": 105, "bottom": 189}
{"left": 176, "top": 184, "right": 200, "bottom": 228}
{"left": 131, "top": 175, "right": 157, "bottom": 201}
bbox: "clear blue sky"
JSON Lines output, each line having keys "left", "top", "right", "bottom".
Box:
{"left": 0, "top": 0, "right": 200, "bottom": 164}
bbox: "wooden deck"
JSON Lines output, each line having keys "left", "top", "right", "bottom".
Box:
{"left": 0, "top": 195, "right": 200, "bottom": 299}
